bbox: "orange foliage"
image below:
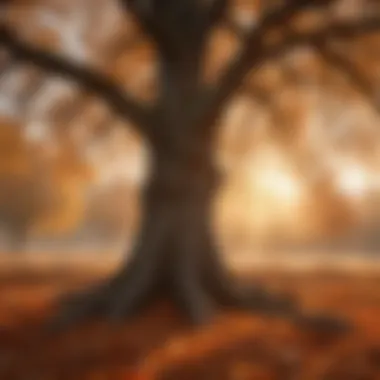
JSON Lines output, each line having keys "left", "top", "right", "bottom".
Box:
{"left": 0, "top": 118, "right": 94, "bottom": 238}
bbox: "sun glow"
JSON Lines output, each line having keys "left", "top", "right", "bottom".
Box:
{"left": 335, "top": 164, "right": 369, "bottom": 199}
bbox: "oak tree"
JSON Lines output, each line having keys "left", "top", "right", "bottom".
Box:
{"left": 1, "top": 0, "right": 379, "bottom": 330}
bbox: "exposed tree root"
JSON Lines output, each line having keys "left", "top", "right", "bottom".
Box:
{"left": 48, "top": 186, "right": 351, "bottom": 336}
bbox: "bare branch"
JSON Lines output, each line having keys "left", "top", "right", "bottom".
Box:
{"left": 0, "top": 26, "right": 155, "bottom": 136}
{"left": 198, "top": 12, "right": 380, "bottom": 136}
{"left": 314, "top": 41, "right": 380, "bottom": 112}
{"left": 196, "top": 0, "right": 329, "bottom": 134}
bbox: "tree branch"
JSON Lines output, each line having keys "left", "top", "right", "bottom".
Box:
{"left": 196, "top": 0, "right": 329, "bottom": 134}
{"left": 314, "top": 41, "right": 380, "bottom": 112}
{"left": 198, "top": 12, "right": 380, "bottom": 137}
{"left": 0, "top": 26, "right": 156, "bottom": 136}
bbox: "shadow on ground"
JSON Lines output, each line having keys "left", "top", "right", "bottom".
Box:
{"left": 0, "top": 267, "right": 379, "bottom": 379}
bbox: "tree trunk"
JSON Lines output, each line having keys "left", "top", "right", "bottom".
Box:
{"left": 50, "top": 145, "right": 349, "bottom": 333}
{"left": 137, "top": 149, "right": 222, "bottom": 321}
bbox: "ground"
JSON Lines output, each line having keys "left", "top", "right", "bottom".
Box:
{"left": 0, "top": 254, "right": 379, "bottom": 380}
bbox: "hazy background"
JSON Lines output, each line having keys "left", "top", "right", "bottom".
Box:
{"left": 1, "top": 0, "right": 380, "bottom": 260}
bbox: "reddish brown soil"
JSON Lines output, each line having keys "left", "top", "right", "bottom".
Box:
{"left": 0, "top": 268, "right": 379, "bottom": 380}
